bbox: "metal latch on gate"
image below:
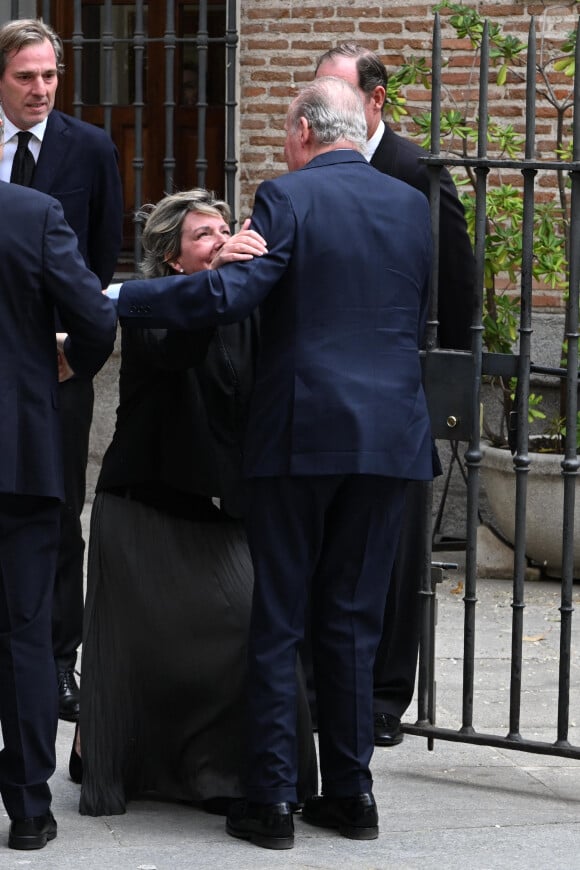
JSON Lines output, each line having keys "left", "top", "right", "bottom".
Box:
{"left": 422, "top": 349, "right": 475, "bottom": 442}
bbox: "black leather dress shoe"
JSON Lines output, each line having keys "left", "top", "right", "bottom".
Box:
{"left": 302, "top": 792, "right": 379, "bottom": 840}
{"left": 374, "top": 712, "right": 404, "bottom": 747}
{"left": 226, "top": 800, "right": 294, "bottom": 849}
{"left": 58, "top": 669, "right": 80, "bottom": 722}
{"left": 8, "top": 811, "right": 57, "bottom": 850}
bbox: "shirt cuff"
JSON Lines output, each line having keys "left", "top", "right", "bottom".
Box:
{"left": 105, "top": 282, "right": 122, "bottom": 304}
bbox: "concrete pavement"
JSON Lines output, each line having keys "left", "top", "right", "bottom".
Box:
{"left": 3, "top": 556, "right": 579, "bottom": 869}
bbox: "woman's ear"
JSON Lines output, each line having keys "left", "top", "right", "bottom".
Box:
{"left": 166, "top": 258, "right": 184, "bottom": 273}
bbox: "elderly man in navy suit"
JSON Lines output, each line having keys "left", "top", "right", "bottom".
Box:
{"left": 110, "top": 76, "right": 436, "bottom": 850}
{"left": 315, "top": 43, "right": 476, "bottom": 748}
{"left": 0, "top": 18, "right": 123, "bottom": 722}
{"left": 0, "top": 109, "right": 116, "bottom": 850}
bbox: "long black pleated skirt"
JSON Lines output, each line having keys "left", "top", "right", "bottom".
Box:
{"left": 78, "top": 491, "right": 317, "bottom": 816}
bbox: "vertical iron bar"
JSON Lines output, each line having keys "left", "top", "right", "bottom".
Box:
{"left": 100, "top": 0, "right": 113, "bottom": 135}
{"left": 416, "top": 12, "right": 441, "bottom": 746}
{"left": 224, "top": 0, "right": 238, "bottom": 226}
{"left": 196, "top": 0, "right": 209, "bottom": 188}
{"left": 71, "top": 0, "right": 83, "bottom": 119}
{"left": 426, "top": 12, "right": 441, "bottom": 352}
{"left": 0, "top": 0, "right": 41, "bottom": 21}
{"left": 461, "top": 19, "right": 490, "bottom": 736}
{"left": 132, "top": 0, "right": 146, "bottom": 270}
{"left": 556, "top": 18, "right": 580, "bottom": 747}
{"left": 508, "top": 17, "right": 537, "bottom": 742}
{"left": 416, "top": 484, "right": 435, "bottom": 742}
{"left": 163, "top": 1, "right": 176, "bottom": 192}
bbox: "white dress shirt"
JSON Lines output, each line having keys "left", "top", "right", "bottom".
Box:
{"left": 363, "top": 119, "right": 385, "bottom": 163}
{"left": 0, "top": 116, "right": 47, "bottom": 182}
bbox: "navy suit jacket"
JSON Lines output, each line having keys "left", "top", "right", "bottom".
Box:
{"left": 31, "top": 109, "right": 123, "bottom": 286}
{"left": 119, "top": 149, "right": 435, "bottom": 481}
{"left": 372, "top": 124, "right": 475, "bottom": 350}
{"left": 0, "top": 182, "right": 117, "bottom": 501}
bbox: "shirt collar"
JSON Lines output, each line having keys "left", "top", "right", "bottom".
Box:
{"left": 4, "top": 115, "right": 48, "bottom": 145}
{"left": 363, "top": 119, "right": 385, "bottom": 162}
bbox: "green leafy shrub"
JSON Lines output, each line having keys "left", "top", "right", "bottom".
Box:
{"left": 386, "top": 1, "right": 577, "bottom": 448}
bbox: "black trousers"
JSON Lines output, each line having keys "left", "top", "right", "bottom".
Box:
{"left": 302, "top": 478, "right": 428, "bottom": 723}
{"left": 244, "top": 474, "right": 407, "bottom": 804}
{"left": 372, "top": 479, "right": 429, "bottom": 718}
{"left": 52, "top": 377, "right": 94, "bottom": 672}
{"left": 0, "top": 494, "right": 60, "bottom": 820}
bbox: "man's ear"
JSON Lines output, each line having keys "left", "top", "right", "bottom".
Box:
{"left": 370, "top": 84, "right": 386, "bottom": 111}
{"left": 299, "top": 115, "right": 311, "bottom": 145}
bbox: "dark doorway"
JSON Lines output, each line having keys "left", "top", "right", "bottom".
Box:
{"left": 49, "top": 1, "right": 228, "bottom": 263}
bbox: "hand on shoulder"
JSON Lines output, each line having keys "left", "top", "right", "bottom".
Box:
{"left": 210, "top": 218, "right": 268, "bottom": 269}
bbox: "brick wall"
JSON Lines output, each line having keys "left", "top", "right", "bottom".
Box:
{"left": 238, "top": 1, "right": 579, "bottom": 310}
{"left": 239, "top": 2, "right": 458, "bottom": 212}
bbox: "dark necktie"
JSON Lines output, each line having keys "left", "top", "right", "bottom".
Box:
{"left": 10, "top": 131, "right": 35, "bottom": 187}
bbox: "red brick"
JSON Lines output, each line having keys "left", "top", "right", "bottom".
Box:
{"left": 238, "top": 0, "right": 579, "bottom": 317}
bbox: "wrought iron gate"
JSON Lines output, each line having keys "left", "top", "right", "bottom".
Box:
{"left": 415, "top": 13, "right": 580, "bottom": 759}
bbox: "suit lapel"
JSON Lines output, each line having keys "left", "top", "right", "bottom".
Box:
{"left": 370, "top": 125, "right": 397, "bottom": 177}
{"left": 32, "top": 111, "right": 73, "bottom": 194}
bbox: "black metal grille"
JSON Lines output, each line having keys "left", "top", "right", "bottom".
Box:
{"left": 418, "top": 13, "right": 580, "bottom": 758}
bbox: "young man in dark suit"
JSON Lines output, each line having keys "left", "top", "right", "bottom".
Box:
{"left": 314, "top": 43, "right": 476, "bottom": 748}
{"left": 0, "top": 109, "right": 116, "bottom": 850}
{"left": 109, "top": 75, "right": 436, "bottom": 849}
{"left": 0, "top": 18, "right": 124, "bottom": 722}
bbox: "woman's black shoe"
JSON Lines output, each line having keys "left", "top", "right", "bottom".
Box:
{"left": 201, "top": 796, "right": 234, "bottom": 816}
{"left": 69, "top": 723, "right": 83, "bottom": 784}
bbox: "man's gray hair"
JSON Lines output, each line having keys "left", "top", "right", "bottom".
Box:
{"left": 0, "top": 19, "right": 64, "bottom": 78}
{"left": 288, "top": 76, "right": 367, "bottom": 152}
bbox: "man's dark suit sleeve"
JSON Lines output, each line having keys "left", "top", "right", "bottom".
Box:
{"left": 435, "top": 168, "right": 475, "bottom": 350}
{"left": 372, "top": 129, "right": 475, "bottom": 350}
{"left": 43, "top": 200, "right": 117, "bottom": 377}
{"left": 403, "top": 163, "right": 474, "bottom": 351}
{"left": 87, "top": 138, "right": 124, "bottom": 287}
